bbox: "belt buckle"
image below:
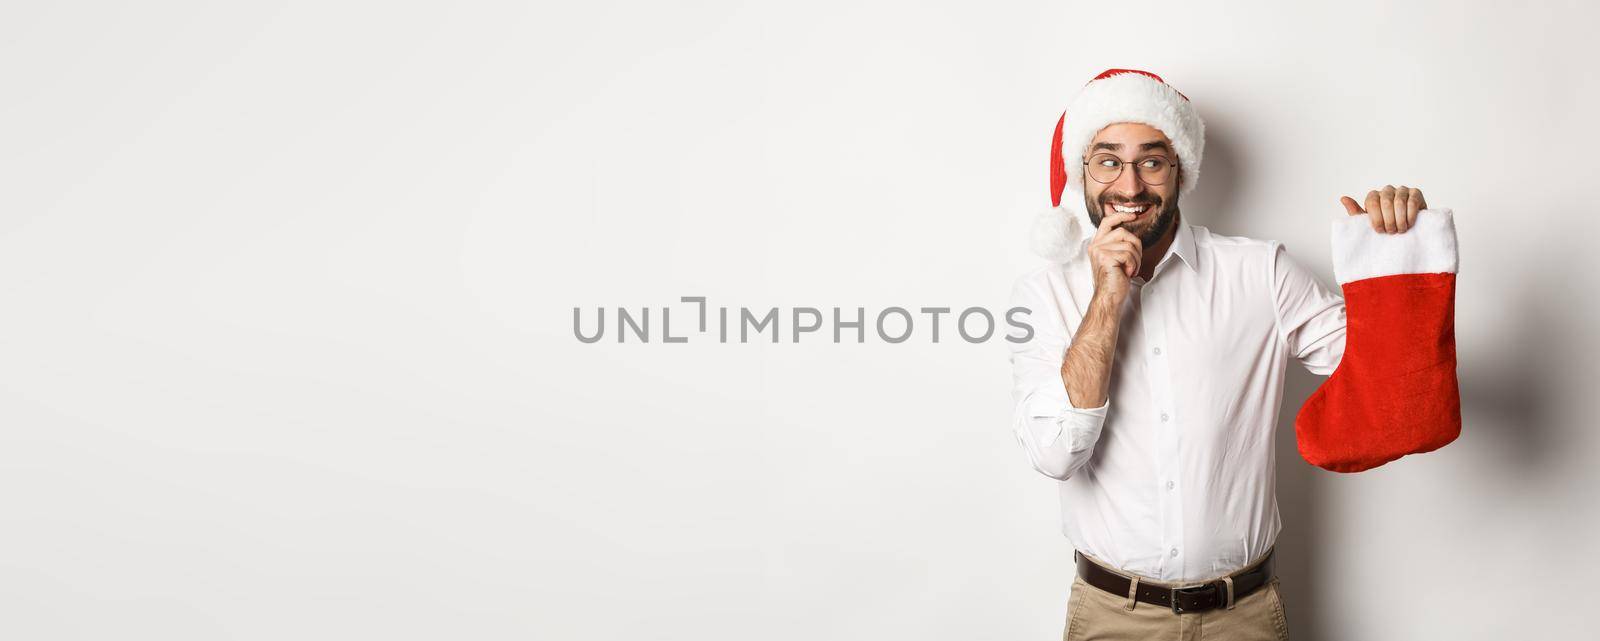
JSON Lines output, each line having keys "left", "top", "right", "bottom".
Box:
{"left": 1170, "top": 582, "right": 1218, "bottom": 614}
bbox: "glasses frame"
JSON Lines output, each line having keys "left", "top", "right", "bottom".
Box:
{"left": 1082, "top": 153, "right": 1180, "bottom": 186}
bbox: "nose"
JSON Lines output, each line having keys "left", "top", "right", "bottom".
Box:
{"left": 1109, "top": 161, "right": 1145, "bottom": 197}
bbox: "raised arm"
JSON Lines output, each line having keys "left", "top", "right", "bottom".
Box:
{"left": 1007, "top": 212, "right": 1141, "bottom": 480}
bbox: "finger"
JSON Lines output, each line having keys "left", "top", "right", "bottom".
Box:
{"left": 1101, "top": 240, "right": 1136, "bottom": 264}
{"left": 1094, "top": 212, "right": 1139, "bottom": 240}
{"left": 1104, "top": 243, "right": 1140, "bottom": 278}
{"left": 1364, "top": 190, "right": 1382, "bottom": 231}
{"left": 1105, "top": 227, "right": 1145, "bottom": 253}
{"left": 1118, "top": 247, "right": 1142, "bottom": 278}
{"left": 1102, "top": 237, "right": 1138, "bottom": 253}
{"left": 1379, "top": 185, "right": 1398, "bottom": 233}
{"left": 1100, "top": 242, "right": 1139, "bottom": 276}
{"left": 1415, "top": 188, "right": 1427, "bottom": 212}
{"left": 1092, "top": 242, "right": 1138, "bottom": 277}
{"left": 1401, "top": 183, "right": 1414, "bottom": 231}
{"left": 1404, "top": 186, "right": 1420, "bottom": 230}
{"left": 1092, "top": 240, "right": 1132, "bottom": 260}
{"left": 1340, "top": 196, "right": 1364, "bottom": 216}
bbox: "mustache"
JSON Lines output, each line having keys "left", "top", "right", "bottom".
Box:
{"left": 1100, "top": 194, "right": 1161, "bottom": 207}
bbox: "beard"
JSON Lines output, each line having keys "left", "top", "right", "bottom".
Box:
{"left": 1084, "top": 188, "right": 1180, "bottom": 248}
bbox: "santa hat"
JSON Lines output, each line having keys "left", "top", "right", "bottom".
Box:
{"left": 1031, "top": 69, "right": 1206, "bottom": 263}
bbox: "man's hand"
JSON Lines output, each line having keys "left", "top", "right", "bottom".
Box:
{"left": 1340, "top": 185, "right": 1428, "bottom": 234}
{"left": 1087, "top": 211, "right": 1142, "bottom": 304}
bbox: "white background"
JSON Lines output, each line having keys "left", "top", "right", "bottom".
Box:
{"left": 2, "top": 1, "right": 1597, "bottom": 639}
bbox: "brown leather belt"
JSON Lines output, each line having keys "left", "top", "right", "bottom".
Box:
{"left": 1074, "top": 548, "right": 1275, "bottom": 614}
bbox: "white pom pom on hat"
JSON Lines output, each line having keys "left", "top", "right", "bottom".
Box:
{"left": 1031, "top": 68, "right": 1206, "bottom": 263}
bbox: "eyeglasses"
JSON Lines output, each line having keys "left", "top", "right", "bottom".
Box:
{"left": 1083, "top": 153, "right": 1178, "bottom": 186}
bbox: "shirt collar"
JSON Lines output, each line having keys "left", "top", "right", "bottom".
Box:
{"left": 1167, "top": 215, "right": 1199, "bottom": 273}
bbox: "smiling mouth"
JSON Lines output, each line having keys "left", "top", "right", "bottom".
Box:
{"left": 1106, "top": 202, "right": 1155, "bottom": 217}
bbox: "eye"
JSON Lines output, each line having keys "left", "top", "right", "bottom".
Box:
{"left": 1140, "top": 158, "right": 1169, "bottom": 170}
{"left": 1098, "top": 158, "right": 1121, "bottom": 168}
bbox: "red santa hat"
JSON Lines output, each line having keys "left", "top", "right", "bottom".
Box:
{"left": 1032, "top": 69, "right": 1207, "bottom": 262}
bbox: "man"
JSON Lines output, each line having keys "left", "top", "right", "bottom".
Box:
{"left": 1008, "top": 69, "right": 1459, "bottom": 640}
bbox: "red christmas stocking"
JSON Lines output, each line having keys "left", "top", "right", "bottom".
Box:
{"left": 1295, "top": 208, "right": 1461, "bottom": 473}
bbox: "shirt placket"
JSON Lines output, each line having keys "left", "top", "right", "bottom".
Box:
{"left": 1139, "top": 275, "right": 1184, "bottom": 580}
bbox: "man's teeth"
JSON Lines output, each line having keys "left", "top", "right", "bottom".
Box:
{"left": 1112, "top": 204, "right": 1148, "bottom": 213}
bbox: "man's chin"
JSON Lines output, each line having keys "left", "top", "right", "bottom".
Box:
{"left": 1122, "top": 212, "right": 1170, "bottom": 245}
{"left": 1114, "top": 214, "right": 1157, "bottom": 236}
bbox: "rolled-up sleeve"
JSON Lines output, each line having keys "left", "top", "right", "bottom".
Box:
{"left": 1008, "top": 274, "right": 1109, "bottom": 481}
{"left": 1270, "top": 241, "right": 1347, "bottom": 376}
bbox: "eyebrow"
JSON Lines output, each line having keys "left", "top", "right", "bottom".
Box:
{"left": 1091, "top": 141, "right": 1173, "bottom": 153}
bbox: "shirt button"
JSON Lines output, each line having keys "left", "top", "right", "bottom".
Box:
{"left": 1161, "top": 412, "right": 1169, "bottom": 422}
{"left": 1153, "top": 347, "right": 1162, "bottom": 355}
{"left": 1166, "top": 480, "right": 1175, "bottom": 490}
{"left": 1170, "top": 548, "right": 1179, "bottom": 557}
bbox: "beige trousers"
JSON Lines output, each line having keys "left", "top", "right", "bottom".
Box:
{"left": 1063, "top": 574, "right": 1291, "bottom": 641}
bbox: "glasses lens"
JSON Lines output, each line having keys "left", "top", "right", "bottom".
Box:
{"left": 1087, "top": 154, "right": 1123, "bottom": 183}
{"left": 1135, "top": 157, "right": 1173, "bottom": 185}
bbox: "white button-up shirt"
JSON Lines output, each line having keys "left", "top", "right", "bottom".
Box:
{"left": 1007, "top": 215, "right": 1346, "bottom": 583}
